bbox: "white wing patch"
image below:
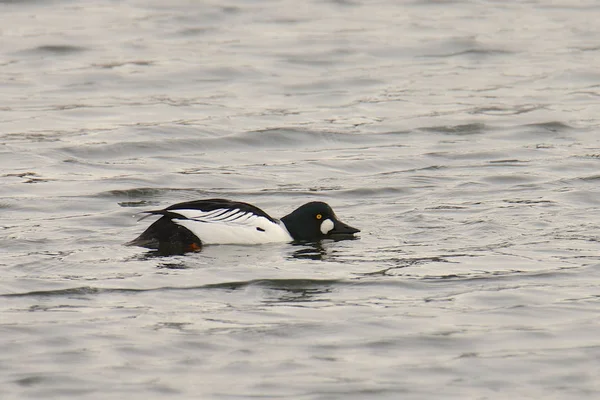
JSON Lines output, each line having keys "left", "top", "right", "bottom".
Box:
{"left": 168, "top": 208, "right": 293, "bottom": 245}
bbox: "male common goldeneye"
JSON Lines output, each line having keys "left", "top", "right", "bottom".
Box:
{"left": 128, "top": 198, "right": 360, "bottom": 254}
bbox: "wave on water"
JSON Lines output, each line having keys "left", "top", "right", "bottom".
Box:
{"left": 0, "top": 279, "right": 347, "bottom": 298}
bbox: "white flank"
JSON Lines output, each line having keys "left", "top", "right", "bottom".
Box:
{"left": 320, "top": 219, "right": 334, "bottom": 235}
{"left": 169, "top": 208, "right": 293, "bottom": 245}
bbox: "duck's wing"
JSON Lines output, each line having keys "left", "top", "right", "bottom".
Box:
{"left": 143, "top": 198, "right": 291, "bottom": 245}
{"left": 145, "top": 198, "right": 275, "bottom": 222}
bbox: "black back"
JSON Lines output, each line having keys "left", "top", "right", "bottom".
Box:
{"left": 147, "top": 198, "right": 277, "bottom": 223}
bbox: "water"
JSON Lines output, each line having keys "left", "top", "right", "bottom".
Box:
{"left": 2, "top": 0, "right": 600, "bottom": 398}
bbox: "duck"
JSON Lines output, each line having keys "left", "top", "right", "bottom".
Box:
{"left": 127, "top": 198, "right": 360, "bottom": 254}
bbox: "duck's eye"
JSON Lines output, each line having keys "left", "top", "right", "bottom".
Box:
{"left": 316, "top": 214, "right": 322, "bottom": 220}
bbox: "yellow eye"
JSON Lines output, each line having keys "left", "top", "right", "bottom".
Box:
{"left": 316, "top": 214, "right": 322, "bottom": 220}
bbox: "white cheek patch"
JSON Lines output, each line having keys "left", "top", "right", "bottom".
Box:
{"left": 320, "top": 219, "right": 334, "bottom": 235}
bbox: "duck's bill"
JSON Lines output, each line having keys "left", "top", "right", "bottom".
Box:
{"left": 330, "top": 220, "right": 360, "bottom": 236}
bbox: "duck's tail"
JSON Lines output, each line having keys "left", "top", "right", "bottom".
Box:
{"left": 126, "top": 216, "right": 202, "bottom": 255}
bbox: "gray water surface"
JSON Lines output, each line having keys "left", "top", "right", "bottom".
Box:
{"left": 2, "top": 0, "right": 600, "bottom": 399}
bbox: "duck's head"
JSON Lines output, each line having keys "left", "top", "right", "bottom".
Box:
{"left": 281, "top": 201, "right": 360, "bottom": 242}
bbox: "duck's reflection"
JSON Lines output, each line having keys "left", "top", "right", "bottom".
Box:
{"left": 289, "top": 242, "right": 327, "bottom": 260}
{"left": 288, "top": 236, "right": 359, "bottom": 261}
